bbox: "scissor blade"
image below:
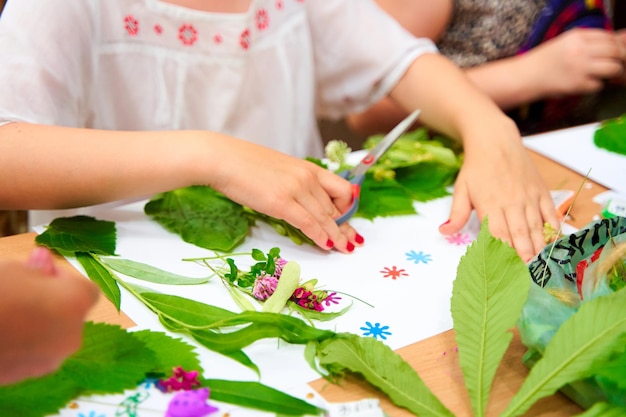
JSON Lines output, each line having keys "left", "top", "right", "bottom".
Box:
{"left": 349, "top": 109, "right": 421, "bottom": 178}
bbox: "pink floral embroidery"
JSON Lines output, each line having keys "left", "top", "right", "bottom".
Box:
{"left": 256, "top": 9, "right": 269, "bottom": 30}
{"left": 445, "top": 233, "right": 473, "bottom": 245}
{"left": 380, "top": 266, "right": 409, "bottom": 280}
{"left": 154, "top": 24, "right": 163, "bottom": 35}
{"left": 276, "top": 0, "right": 284, "bottom": 10}
{"left": 178, "top": 23, "right": 198, "bottom": 46}
{"left": 240, "top": 28, "right": 251, "bottom": 50}
{"left": 124, "top": 15, "right": 139, "bottom": 36}
{"left": 213, "top": 33, "right": 223, "bottom": 44}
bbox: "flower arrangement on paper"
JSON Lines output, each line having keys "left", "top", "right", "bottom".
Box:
{"left": 144, "top": 128, "right": 462, "bottom": 252}
{"left": 182, "top": 247, "right": 360, "bottom": 323}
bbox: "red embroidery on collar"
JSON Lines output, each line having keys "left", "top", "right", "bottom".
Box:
{"left": 256, "top": 9, "right": 269, "bottom": 30}
{"left": 276, "top": 0, "right": 284, "bottom": 10}
{"left": 213, "top": 33, "right": 223, "bottom": 44}
{"left": 178, "top": 23, "right": 198, "bottom": 46}
{"left": 154, "top": 24, "right": 163, "bottom": 35}
{"left": 240, "top": 28, "right": 251, "bottom": 50}
{"left": 124, "top": 15, "right": 139, "bottom": 36}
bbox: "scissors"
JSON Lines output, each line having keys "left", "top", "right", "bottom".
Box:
{"left": 335, "top": 109, "right": 421, "bottom": 225}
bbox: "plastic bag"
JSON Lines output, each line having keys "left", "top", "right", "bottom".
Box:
{"left": 518, "top": 216, "right": 626, "bottom": 408}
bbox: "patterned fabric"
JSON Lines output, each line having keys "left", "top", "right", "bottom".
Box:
{"left": 514, "top": 0, "right": 613, "bottom": 134}
{"left": 437, "top": 0, "right": 547, "bottom": 68}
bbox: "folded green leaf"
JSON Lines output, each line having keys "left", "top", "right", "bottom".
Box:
{"left": 262, "top": 261, "right": 301, "bottom": 313}
{"left": 502, "top": 288, "right": 626, "bottom": 417}
{"left": 101, "top": 257, "right": 210, "bottom": 285}
{"left": 316, "top": 333, "right": 454, "bottom": 417}
{"left": 76, "top": 252, "right": 121, "bottom": 311}
{"left": 452, "top": 218, "right": 530, "bottom": 417}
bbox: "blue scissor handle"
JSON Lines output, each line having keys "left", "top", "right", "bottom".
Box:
{"left": 335, "top": 170, "right": 364, "bottom": 225}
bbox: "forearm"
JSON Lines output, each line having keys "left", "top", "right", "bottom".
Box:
{"left": 0, "top": 122, "right": 223, "bottom": 209}
{"left": 389, "top": 53, "right": 519, "bottom": 145}
{"left": 464, "top": 54, "right": 549, "bottom": 110}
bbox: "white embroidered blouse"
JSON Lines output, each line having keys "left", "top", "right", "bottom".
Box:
{"left": 0, "top": 0, "right": 436, "bottom": 158}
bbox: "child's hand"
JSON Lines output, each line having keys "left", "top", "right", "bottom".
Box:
{"left": 527, "top": 28, "right": 624, "bottom": 96}
{"left": 206, "top": 137, "right": 363, "bottom": 254}
{"left": 0, "top": 248, "right": 99, "bottom": 385}
{"left": 439, "top": 125, "right": 560, "bottom": 262}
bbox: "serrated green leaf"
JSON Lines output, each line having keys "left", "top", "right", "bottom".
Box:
{"left": 357, "top": 175, "right": 416, "bottom": 220}
{"left": 451, "top": 218, "right": 530, "bottom": 417}
{"left": 316, "top": 333, "right": 454, "bottom": 417}
{"left": 0, "top": 322, "right": 167, "bottom": 416}
{"left": 502, "top": 288, "right": 626, "bottom": 417}
{"left": 101, "top": 257, "right": 210, "bottom": 285}
{"left": 76, "top": 251, "right": 121, "bottom": 311}
{"left": 205, "top": 379, "right": 324, "bottom": 416}
{"left": 62, "top": 322, "right": 156, "bottom": 393}
{"left": 35, "top": 215, "right": 116, "bottom": 255}
{"left": 132, "top": 329, "right": 203, "bottom": 375}
{"left": 144, "top": 185, "right": 249, "bottom": 252}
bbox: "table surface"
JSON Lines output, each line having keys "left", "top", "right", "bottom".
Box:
{"left": 0, "top": 150, "right": 607, "bottom": 417}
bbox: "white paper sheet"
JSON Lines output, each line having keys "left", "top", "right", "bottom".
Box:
{"left": 523, "top": 123, "right": 626, "bottom": 195}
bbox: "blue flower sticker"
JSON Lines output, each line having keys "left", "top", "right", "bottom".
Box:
{"left": 406, "top": 250, "right": 432, "bottom": 264}
{"left": 360, "top": 321, "right": 392, "bottom": 340}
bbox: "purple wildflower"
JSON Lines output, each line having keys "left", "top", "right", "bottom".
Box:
{"left": 252, "top": 274, "right": 278, "bottom": 301}
{"left": 291, "top": 287, "right": 324, "bottom": 311}
{"left": 274, "top": 257, "right": 288, "bottom": 277}
{"left": 158, "top": 366, "right": 201, "bottom": 392}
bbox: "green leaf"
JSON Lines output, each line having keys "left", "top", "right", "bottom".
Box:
{"left": 316, "top": 334, "right": 453, "bottom": 417}
{"left": 35, "top": 215, "right": 116, "bottom": 255}
{"left": 594, "top": 115, "right": 626, "bottom": 156}
{"left": 132, "top": 329, "right": 203, "bottom": 375}
{"left": 451, "top": 218, "right": 530, "bottom": 417}
{"left": 144, "top": 185, "right": 249, "bottom": 252}
{"left": 76, "top": 252, "right": 121, "bottom": 311}
{"left": 396, "top": 160, "right": 457, "bottom": 202}
{"left": 357, "top": 176, "right": 416, "bottom": 220}
{"left": 62, "top": 322, "right": 156, "bottom": 393}
{"left": 262, "top": 261, "right": 301, "bottom": 313}
{"left": 204, "top": 379, "right": 324, "bottom": 416}
{"left": 502, "top": 288, "right": 626, "bottom": 417}
{"left": 101, "top": 257, "right": 210, "bottom": 285}
{"left": 0, "top": 322, "right": 166, "bottom": 416}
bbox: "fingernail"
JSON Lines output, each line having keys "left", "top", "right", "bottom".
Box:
{"left": 346, "top": 242, "right": 355, "bottom": 252}
{"left": 354, "top": 233, "right": 364, "bottom": 244}
{"left": 28, "top": 247, "right": 58, "bottom": 276}
{"left": 440, "top": 219, "right": 451, "bottom": 227}
{"left": 326, "top": 239, "right": 334, "bottom": 249}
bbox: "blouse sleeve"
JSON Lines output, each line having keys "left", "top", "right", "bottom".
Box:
{"left": 0, "top": 0, "right": 94, "bottom": 126}
{"left": 306, "top": 0, "right": 438, "bottom": 120}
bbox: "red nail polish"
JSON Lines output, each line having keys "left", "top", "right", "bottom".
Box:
{"left": 440, "top": 219, "right": 451, "bottom": 227}
{"left": 326, "top": 239, "right": 334, "bottom": 248}
{"left": 354, "top": 233, "right": 364, "bottom": 244}
{"left": 346, "top": 242, "right": 355, "bottom": 252}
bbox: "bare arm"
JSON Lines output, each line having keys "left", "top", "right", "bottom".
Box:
{"left": 465, "top": 28, "right": 625, "bottom": 110}
{"left": 0, "top": 123, "right": 360, "bottom": 253}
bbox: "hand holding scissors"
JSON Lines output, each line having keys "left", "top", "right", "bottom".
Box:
{"left": 335, "top": 109, "right": 421, "bottom": 225}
